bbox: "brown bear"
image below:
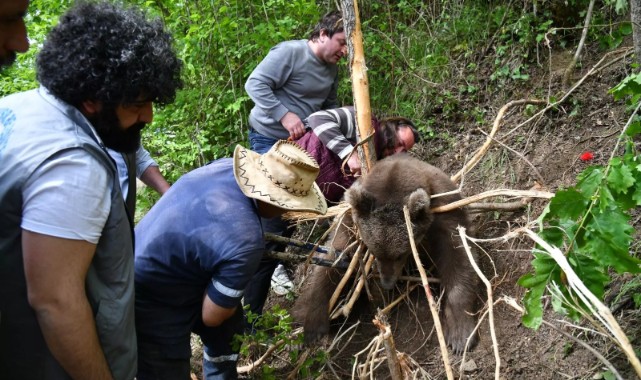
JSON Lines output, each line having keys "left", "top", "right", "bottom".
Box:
{"left": 294, "top": 153, "right": 479, "bottom": 353}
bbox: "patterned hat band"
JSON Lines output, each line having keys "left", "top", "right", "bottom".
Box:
{"left": 232, "top": 140, "right": 328, "bottom": 214}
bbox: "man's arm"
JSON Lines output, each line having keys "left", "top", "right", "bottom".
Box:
{"left": 307, "top": 107, "right": 361, "bottom": 173}
{"left": 22, "top": 231, "right": 113, "bottom": 380}
{"left": 135, "top": 146, "right": 170, "bottom": 195}
{"left": 245, "top": 43, "right": 303, "bottom": 139}
{"left": 139, "top": 165, "right": 170, "bottom": 195}
{"left": 202, "top": 293, "right": 236, "bottom": 327}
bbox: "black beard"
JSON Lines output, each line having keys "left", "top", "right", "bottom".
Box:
{"left": 0, "top": 52, "right": 17, "bottom": 69}
{"left": 88, "top": 108, "right": 144, "bottom": 153}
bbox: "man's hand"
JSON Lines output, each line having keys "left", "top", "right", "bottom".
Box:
{"left": 347, "top": 153, "right": 362, "bottom": 176}
{"left": 280, "top": 112, "right": 305, "bottom": 140}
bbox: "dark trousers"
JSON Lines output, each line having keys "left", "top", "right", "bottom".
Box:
{"left": 137, "top": 307, "right": 245, "bottom": 380}
{"left": 243, "top": 129, "right": 291, "bottom": 319}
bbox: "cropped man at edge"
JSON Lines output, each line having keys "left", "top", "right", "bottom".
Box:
{"left": 0, "top": 0, "right": 29, "bottom": 70}
{"left": 242, "top": 10, "right": 347, "bottom": 319}
{"left": 0, "top": 2, "right": 182, "bottom": 379}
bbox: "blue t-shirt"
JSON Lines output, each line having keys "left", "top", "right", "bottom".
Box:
{"left": 134, "top": 158, "right": 264, "bottom": 351}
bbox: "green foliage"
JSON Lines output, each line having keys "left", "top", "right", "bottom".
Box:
{"left": 519, "top": 73, "right": 641, "bottom": 329}
{"left": 236, "top": 305, "right": 325, "bottom": 378}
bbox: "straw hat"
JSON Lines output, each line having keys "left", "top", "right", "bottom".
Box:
{"left": 233, "top": 140, "right": 327, "bottom": 214}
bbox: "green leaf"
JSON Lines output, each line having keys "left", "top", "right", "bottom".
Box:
{"left": 626, "top": 120, "right": 641, "bottom": 137}
{"left": 521, "top": 283, "right": 545, "bottom": 329}
{"left": 607, "top": 158, "right": 635, "bottom": 194}
{"left": 576, "top": 166, "right": 604, "bottom": 197}
{"left": 583, "top": 209, "right": 641, "bottom": 273}
{"left": 619, "top": 22, "right": 633, "bottom": 35}
{"left": 569, "top": 254, "right": 610, "bottom": 299}
{"left": 547, "top": 188, "right": 589, "bottom": 221}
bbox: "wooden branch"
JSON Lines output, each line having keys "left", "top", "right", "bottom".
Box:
{"left": 562, "top": 0, "right": 596, "bottom": 89}
{"left": 286, "top": 188, "right": 554, "bottom": 221}
{"left": 331, "top": 254, "right": 375, "bottom": 320}
{"left": 373, "top": 313, "right": 403, "bottom": 380}
{"left": 457, "top": 226, "right": 501, "bottom": 379}
{"left": 329, "top": 242, "right": 364, "bottom": 312}
{"left": 451, "top": 99, "right": 547, "bottom": 184}
{"left": 430, "top": 189, "right": 554, "bottom": 213}
{"left": 236, "top": 339, "right": 286, "bottom": 374}
{"left": 403, "top": 206, "right": 453, "bottom": 380}
{"left": 341, "top": 0, "right": 376, "bottom": 174}
{"left": 520, "top": 229, "right": 641, "bottom": 378}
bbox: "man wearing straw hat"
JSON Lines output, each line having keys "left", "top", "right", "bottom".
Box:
{"left": 134, "top": 140, "right": 327, "bottom": 380}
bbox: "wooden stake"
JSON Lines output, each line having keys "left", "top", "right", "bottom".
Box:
{"left": 340, "top": 0, "right": 376, "bottom": 174}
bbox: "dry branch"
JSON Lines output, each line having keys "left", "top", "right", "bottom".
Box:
{"left": 285, "top": 188, "right": 554, "bottom": 222}
{"left": 457, "top": 226, "right": 501, "bottom": 380}
{"left": 340, "top": 0, "right": 376, "bottom": 174}
{"left": 237, "top": 339, "right": 286, "bottom": 374}
{"left": 403, "top": 206, "right": 454, "bottom": 380}
{"left": 373, "top": 313, "right": 403, "bottom": 380}
{"left": 430, "top": 188, "right": 554, "bottom": 213}
{"left": 562, "top": 0, "right": 595, "bottom": 89}
{"left": 451, "top": 99, "right": 547, "bottom": 184}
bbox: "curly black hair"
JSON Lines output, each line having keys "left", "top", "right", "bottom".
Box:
{"left": 37, "top": 1, "right": 182, "bottom": 108}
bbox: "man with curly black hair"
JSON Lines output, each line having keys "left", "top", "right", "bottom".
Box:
{"left": 0, "top": 2, "right": 182, "bottom": 379}
{"left": 0, "top": 0, "right": 29, "bottom": 69}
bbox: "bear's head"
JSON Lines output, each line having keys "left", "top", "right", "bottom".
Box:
{"left": 345, "top": 183, "right": 434, "bottom": 289}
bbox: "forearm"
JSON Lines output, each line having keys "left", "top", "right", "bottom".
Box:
{"left": 308, "top": 109, "right": 354, "bottom": 158}
{"left": 35, "top": 297, "right": 113, "bottom": 379}
{"left": 140, "top": 165, "right": 170, "bottom": 195}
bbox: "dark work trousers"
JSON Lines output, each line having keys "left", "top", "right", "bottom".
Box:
{"left": 137, "top": 306, "right": 244, "bottom": 380}
{"left": 243, "top": 128, "right": 292, "bottom": 324}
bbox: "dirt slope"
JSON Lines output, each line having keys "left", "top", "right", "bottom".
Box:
{"left": 238, "top": 42, "right": 641, "bottom": 380}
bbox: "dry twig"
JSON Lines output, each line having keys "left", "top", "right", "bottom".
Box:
{"left": 372, "top": 313, "right": 403, "bottom": 380}
{"left": 457, "top": 226, "right": 501, "bottom": 380}
{"left": 403, "top": 206, "right": 454, "bottom": 380}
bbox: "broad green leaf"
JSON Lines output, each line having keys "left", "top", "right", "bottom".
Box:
{"left": 576, "top": 166, "right": 604, "bottom": 197}
{"left": 547, "top": 189, "right": 589, "bottom": 221}
{"left": 521, "top": 283, "right": 545, "bottom": 329}
{"left": 583, "top": 210, "right": 641, "bottom": 273}
{"left": 607, "top": 159, "right": 635, "bottom": 194}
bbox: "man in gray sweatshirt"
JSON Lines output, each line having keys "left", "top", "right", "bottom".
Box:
{"left": 243, "top": 10, "right": 347, "bottom": 320}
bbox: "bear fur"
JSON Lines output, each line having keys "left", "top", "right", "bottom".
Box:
{"left": 294, "top": 154, "right": 479, "bottom": 353}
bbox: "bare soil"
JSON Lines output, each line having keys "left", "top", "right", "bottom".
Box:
{"left": 194, "top": 42, "right": 641, "bottom": 379}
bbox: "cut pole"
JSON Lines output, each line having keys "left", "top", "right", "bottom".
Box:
{"left": 340, "top": 0, "right": 376, "bottom": 174}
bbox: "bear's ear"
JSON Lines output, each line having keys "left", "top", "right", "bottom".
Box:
{"left": 407, "top": 188, "right": 431, "bottom": 220}
{"left": 346, "top": 182, "right": 376, "bottom": 217}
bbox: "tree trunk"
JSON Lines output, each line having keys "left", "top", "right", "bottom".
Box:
{"left": 340, "top": 0, "right": 376, "bottom": 175}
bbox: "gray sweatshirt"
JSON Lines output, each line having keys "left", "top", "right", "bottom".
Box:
{"left": 245, "top": 39, "right": 339, "bottom": 140}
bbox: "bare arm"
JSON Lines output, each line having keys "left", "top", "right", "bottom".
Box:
{"left": 139, "top": 165, "right": 170, "bottom": 195}
{"left": 202, "top": 293, "right": 236, "bottom": 327}
{"left": 22, "top": 230, "right": 113, "bottom": 380}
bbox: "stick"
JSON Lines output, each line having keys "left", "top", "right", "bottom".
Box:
{"left": 457, "top": 226, "right": 501, "bottom": 380}
{"left": 451, "top": 99, "right": 547, "bottom": 183}
{"left": 430, "top": 188, "right": 554, "bottom": 213}
{"left": 236, "top": 339, "right": 286, "bottom": 374}
{"left": 373, "top": 313, "right": 403, "bottom": 380}
{"left": 403, "top": 206, "right": 453, "bottom": 380}
{"left": 332, "top": 254, "right": 375, "bottom": 319}
{"left": 329, "top": 242, "right": 364, "bottom": 312}
{"left": 340, "top": 0, "right": 376, "bottom": 174}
